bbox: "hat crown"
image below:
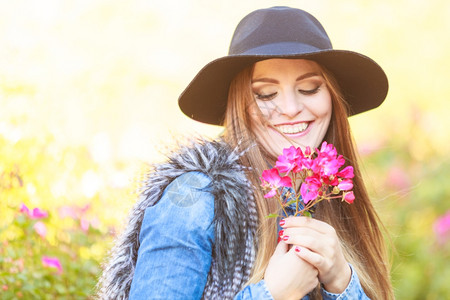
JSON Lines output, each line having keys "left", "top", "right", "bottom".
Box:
{"left": 179, "top": 6, "right": 388, "bottom": 125}
{"left": 229, "top": 6, "right": 332, "bottom": 55}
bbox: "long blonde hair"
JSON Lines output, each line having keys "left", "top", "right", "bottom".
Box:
{"left": 222, "top": 62, "right": 394, "bottom": 299}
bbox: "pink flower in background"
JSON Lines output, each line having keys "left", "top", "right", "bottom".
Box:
{"left": 434, "top": 211, "right": 450, "bottom": 244}
{"left": 260, "top": 168, "right": 292, "bottom": 198}
{"left": 357, "top": 140, "right": 384, "bottom": 157}
{"left": 58, "top": 204, "right": 95, "bottom": 233}
{"left": 58, "top": 205, "right": 79, "bottom": 219}
{"left": 42, "top": 256, "right": 63, "bottom": 274}
{"left": 20, "top": 203, "right": 48, "bottom": 219}
{"left": 16, "top": 258, "right": 25, "bottom": 272}
{"left": 80, "top": 203, "right": 91, "bottom": 214}
{"left": 80, "top": 218, "right": 90, "bottom": 232}
{"left": 386, "top": 165, "right": 411, "bottom": 191}
{"left": 30, "top": 207, "right": 48, "bottom": 219}
{"left": 19, "top": 203, "right": 30, "bottom": 214}
{"left": 33, "top": 221, "right": 47, "bottom": 238}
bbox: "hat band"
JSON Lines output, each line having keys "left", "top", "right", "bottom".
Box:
{"left": 231, "top": 42, "right": 328, "bottom": 56}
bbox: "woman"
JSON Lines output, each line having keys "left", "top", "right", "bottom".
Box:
{"left": 97, "top": 6, "right": 394, "bottom": 299}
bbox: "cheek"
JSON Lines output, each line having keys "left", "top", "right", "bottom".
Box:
{"left": 254, "top": 100, "right": 279, "bottom": 120}
{"left": 247, "top": 103, "right": 266, "bottom": 132}
{"left": 313, "top": 93, "right": 332, "bottom": 119}
{"left": 247, "top": 102, "right": 259, "bottom": 120}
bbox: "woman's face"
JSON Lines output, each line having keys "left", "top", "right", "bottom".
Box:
{"left": 249, "top": 58, "right": 332, "bottom": 157}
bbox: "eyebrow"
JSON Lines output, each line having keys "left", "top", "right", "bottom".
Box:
{"left": 251, "top": 72, "right": 320, "bottom": 84}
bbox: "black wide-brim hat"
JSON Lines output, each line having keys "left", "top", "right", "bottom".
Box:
{"left": 178, "top": 6, "right": 388, "bottom": 126}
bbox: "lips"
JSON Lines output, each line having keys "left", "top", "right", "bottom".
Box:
{"left": 275, "top": 122, "right": 309, "bottom": 135}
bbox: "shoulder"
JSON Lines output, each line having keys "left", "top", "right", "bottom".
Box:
{"left": 140, "top": 171, "right": 215, "bottom": 242}
{"left": 139, "top": 138, "right": 250, "bottom": 210}
{"left": 160, "top": 171, "right": 212, "bottom": 207}
{"left": 162, "top": 138, "right": 247, "bottom": 180}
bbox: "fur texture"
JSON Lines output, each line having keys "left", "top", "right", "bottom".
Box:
{"left": 96, "top": 139, "right": 259, "bottom": 299}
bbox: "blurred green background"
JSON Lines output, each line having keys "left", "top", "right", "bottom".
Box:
{"left": 1, "top": 0, "right": 449, "bottom": 298}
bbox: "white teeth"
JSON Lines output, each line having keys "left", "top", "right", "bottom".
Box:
{"left": 277, "top": 123, "right": 308, "bottom": 134}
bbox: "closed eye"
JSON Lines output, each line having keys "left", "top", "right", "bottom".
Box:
{"left": 254, "top": 92, "right": 277, "bottom": 101}
{"left": 299, "top": 86, "right": 320, "bottom": 95}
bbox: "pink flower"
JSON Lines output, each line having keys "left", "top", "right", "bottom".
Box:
{"left": 304, "top": 146, "right": 312, "bottom": 156}
{"left": 300, "top": 157, "right": 315, "bottom": 170}
{"left": 338, "top": 179, "right": 353, "bottom": 191}
{"left": 321, "top": 158, "right": 343, "bottom": 176}
{"left": 80, "top": 218, "right": 90, "bottom": 232}
{"left": 260, "top": 168, "right": 292, "bottom": 198}
{"left": 260, "top": 142, "right": 355, "bottom": 218}
{"left": 313, "top": 143, "right": 345, "bottom": 177}
{"left": 343, "top": 191, "right": 355, "bottom": 204}
{"left": 300, "top": 176, "right": 321, "bottom": 204}
{"left": 33, "top": 221, "right": 47, "bottom": 238}
{"left": 319, "top": 141, "right": 337, "bottom": 157}
{"left": 322, "top": 175, "right": 339, "bottom": 186}
{"left": 80, "top": 203, "right": 91, "bottom": 214}
{"left": 59, "top": 204, "right": 94, "bottom": 233}
{"left": 15, "top": 258, "right": 24, "bottom": 272}
{"left": 20, "top": 203, "right": 30, "bottom": 215}
{"left": 325, "top": 155, "right": 345, "bottom": 175}
{"left": 386, "top": 166, "right": 410, "bottom": 190}
{"left": 30, "top": 208, "right": 48, "bottom": 219}
{"left": 20, "top": 203, "right": 48, "bottom": 219}
{"left": 276, "top": 146, "right": 303, "bottom": 173}
{"left": 338, "top": 166, "right": 354, "bottom": 179}
{"left": 58, "top": 205, "right": 79, "bottom": 219}
{"left": 42, "top": 256, "right": 63, "bottom": 274}
{"left": 434, "top": 211, "right": 450, "bottom": 244}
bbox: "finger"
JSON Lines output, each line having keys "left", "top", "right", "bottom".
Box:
{"left": 293, "top": 246, "right": 324, "bottom": 270}
{"left": 280, "top": 216, "right": 334, "bottom": 234}
{"left": 280, "top": 227, "right": 324, "bottom": 240}
{"left": 282, "top": 234, "right": 325, "bottom": 254}
{"left": 272, "top": 238, "right": 288, "bottom": 257}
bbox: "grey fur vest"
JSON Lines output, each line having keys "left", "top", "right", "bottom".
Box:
{"left": 96, "top": 139, "right": 259, "bottom": 299}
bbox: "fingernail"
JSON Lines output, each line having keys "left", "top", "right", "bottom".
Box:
{"left": 279, "top": 219, "right": 286, "bottom": 227}
{"left": 282, "top": 235, "right": 289, "bottom": 242}
{"left": 277, "top": 236, "right": 282, "bottom": 243}
{"left": 278, "top": 230, "right": 284, "bottom": 237}
{"left": 295, "top": 246, "right": 301, "bottom": 253}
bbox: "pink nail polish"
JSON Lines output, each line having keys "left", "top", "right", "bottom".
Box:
{"left": 282, "top": 235, "right": 289, "bottom": 241}
{"left": 295, "top": 246, "right": 301, "bottom": 253}
{"left": 279, "top": 219, "right": 286, "bottom": 227}
{"left": 277, "top": 236, "right": 282, "bottom": 243}
{"left": 278, "top": 230, "right": 284, "bottom": 236}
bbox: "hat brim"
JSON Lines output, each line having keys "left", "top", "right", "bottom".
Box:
{"left": 178, "top": 49, "right": 388, "bottom": 125}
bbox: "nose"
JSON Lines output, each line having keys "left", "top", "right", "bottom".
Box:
{"left": 278, "top": 90, "right": 303, "bottom": 118}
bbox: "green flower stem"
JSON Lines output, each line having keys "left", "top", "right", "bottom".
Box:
{"left": 292, "top": 173, "right": 299, "bottom": 215}
{"left": 276, "top": 190, "right": 289, "bottom": 218}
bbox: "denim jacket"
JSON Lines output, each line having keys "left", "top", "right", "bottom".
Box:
{"left": 129, "top": 171, "right": 370, "bottom": 299}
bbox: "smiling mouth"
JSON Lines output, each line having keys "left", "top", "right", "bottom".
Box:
{"left": 275, "top": 122, "right": 310, "bottom": 135}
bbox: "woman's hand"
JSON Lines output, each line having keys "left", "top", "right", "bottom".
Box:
{"left": 279, "top": 217, "right": 351, "bottom": 294}
{"left": 264, "top": 241, "right": 319, "bottom": 300}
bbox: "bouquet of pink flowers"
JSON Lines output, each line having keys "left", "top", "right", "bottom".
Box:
{"left": 260, "top": 142, "right": 355, "bottom": 218}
